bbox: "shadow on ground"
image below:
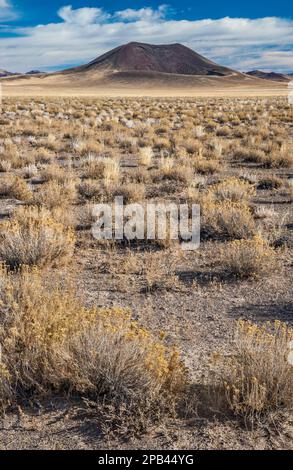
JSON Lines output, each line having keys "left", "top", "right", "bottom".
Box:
{"left": 230, "top": 302, "right": 293, "bottom": 322}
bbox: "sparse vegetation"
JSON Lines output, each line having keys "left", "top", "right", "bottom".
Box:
{"left": 219, "top": 235, "right": 278, "bottom": 279}
{"left": 210, "top": 320, "right": 293, "bottom": 423}
{"left": 0, "top": 206, "right": 75, "bottom": 269}
{"left": 0, "top": 267, "right": 187, "bottom": 412}
{"left": 0, "top": 175, "right": 33, "bottom": 201}
{"left": 0, "top": 95, "right": 292, "bottom": 449}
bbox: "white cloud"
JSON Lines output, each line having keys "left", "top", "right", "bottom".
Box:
{"left": 115, "top": 5, "right": 168, "bottom": 22}
{"left": 234, "top": 50, "right": 293, "bottom": 72}
{"left": 0, "top": 5, "right": 292, "bottom": 73}
{"left": 0, "top": 0, "right": 17, "bottom": 20}
{"left": 57, "top": 5, "right": 110, "bottom": 25}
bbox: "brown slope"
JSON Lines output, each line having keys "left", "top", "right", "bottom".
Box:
{"left": 63, "top": 42, "right": 237, "bottom": 77}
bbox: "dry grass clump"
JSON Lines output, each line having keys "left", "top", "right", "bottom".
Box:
{"left": 34, "top": 180, "right": 77, "bottom": 209}
{"left": 139, "top": 147, "right": 153, "bottom": 167}
{"left": 102, "top": 158, "right": 120, "bottom": 187}
{"left": 233, "top": 148, "right": 267, "bottom": 164}
{"left": 0, "top": 267, "right": 187, "bottom": 411}
{"left": 153, "top": 166, "right": 192, "bottom": 185}
{"left": 80, "top": 157, "right": 119, "bottom": 187}
{"left": 78, "top": 179, "right": 102, "bottom": 200}
{"left": 257, "top": 176, "right": 283, "bottom": 190}
{"left": 110, "top": 183, "right": 146, "bottom": 204}
{"left": 0, "top": 143, "right": 30, "bottom": 170}
{"left": 154, "top": 157, "right": 193, "bottom": 184}
{"left": 81, "top": 155, "right": 105, "bottom": 179}
{"left": 212, "top": 177, "right": 256, "bottom": 202}
{"left": 142, "top": 250, "right": 179, "bottom": 292}
{"left": 40, "top": 163, "right": 71, "bottom": 183}
{"left": 233, "top": 146, "right": 293, "bottom": 169}
{"left": 219, "top": 235, "right": 278, "bottom": 279}
{"left": 35, "top": 147, "right": 55, "bottom": 164}
{"left": 210, "top": 320, "right": 293, "bottom": 422}
{"left": 0, "top": 175, "right": 33, "bottom": 201}
{"left": 0, "top": 159, "right": 12, "bottom": 172}
{"left": 265, "top": 150, "right": 293, "bottom": 169}
{"left": 192, "top": 158, "right": 220, "bottom": 175}
{"left": 22, "top": 163, "right": 38, "bottom": 179}
{"left": 0, "top": 206, "right": 75, "bottom": 269}
{"left": 202, "top": 200, "right": 256, "bottom": 240}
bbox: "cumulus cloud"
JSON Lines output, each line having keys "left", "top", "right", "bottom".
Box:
{"left": 115, "top": 5, "right": 168, "bottom": 22}
{"left": 0, "top": 5, "right": 292, "bottom": 73}
{"left": 57, "top": 5, "right": 110, "bottom": 25}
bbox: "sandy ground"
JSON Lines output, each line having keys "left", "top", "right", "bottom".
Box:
{"left": 1, "top": 72, "right": 289, "bottom": 97}
{"left": 0, "top": 185, "right": 292, "bottom": 450}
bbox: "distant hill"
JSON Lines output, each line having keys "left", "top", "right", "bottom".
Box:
{"left": 1, "top": 43, "right": 288, "bottom": 96}
{"left": 64, "top": 42, "right": 238, "bottom": 77}
{"left": 26, "top": 70, "right": 43, "bottom": 75}
{"left": 0, "top": 69, "right": 18, "bottom": 78}
{"left": 246, "top": 70, "right": 291, "bottom": 82}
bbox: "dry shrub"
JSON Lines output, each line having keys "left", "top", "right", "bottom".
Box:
{"left": 257, "top": 176, "right": 283, "bottom": 190}
{"left": 0, "top": 267, "right": 187, "bottom": 411}
{"left": 219, "top": 235, "right": 277, "bottom": 279}
{"left": 154, "top": 158, "right": 193, "bottom": 184}
{"left": 79, "top": 179, "right": 102, "bottom": 200}
{"left": 210, "top": 320, "right": 293, "bottom": 422}
{"left": 182, "top": 138, "right": 202, "bottom": 156}
{"left": 34, "top": 180, "right": 77, "bottom": 209}
{"left": 202, "top": 200, "right": 256, "bottom": 240}
{"left": 142, "top": 250, "right": 179, "bottom": 292}
{"left": 40, "top": 163, "right": 70, "bottom": 183}
{"left": 0, "top": 175, "right": 33, "bottom": 201}
{"left": 0, "top": 206, "right": 75, "bottom": 269}
{"left": 153, "top": 137, "right": 171, "bottom": 151}
{"left": 159, "top": 156, "right": 174, "bottom": 172}
{"left": 22, "top": 163, "right": 38, "bottom": 179}
{"left": 128, "top": 167, "right": 150, "bottom": 184}
{"left": 0, "top": 160, "right": 12, "bottom": 172}
{"left": 102, "top": 158, "right": 120, "bottom": 187}
{"left": 233, "top": 147, "right": 266, "bottom": 164}
{"left": 193, "top": 158, "right": 220, "bottom": 175}
{"left": 212, "top": 177, "right": 256, "bottom": 202}
{"left": 258, "top": 210, "right": 288, "bottom": 246}
{"left": 78, "top": 202, "right": 96, "bottom": 228}
{"left": 0, "top": 144, "right": 28, "bottom": 169}
{"left": 35, "top": 147, "right": 55, "bottom": 164}
{"left": 265, "top": 151, "right": 293, "bottom": 169}
{"left": 111, "top": 183, "right": 146, "bottom": 204}
{"left": 81, "top": 155, "right": 105, "bottom": 179}
{"left": 234, "top": 147, "right": 293, "bottom": 169}
{"left": 139, "top": 147, "right": 153, "bottom": 167}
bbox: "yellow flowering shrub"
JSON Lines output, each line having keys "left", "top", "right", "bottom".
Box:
{"left": 0, "top": 206, "right": 75, "bottom": 269}
{"left": 211, "top": 177, "right": 256, "bottom": 202}
{"left": 210, "top": 320, "right": 293, "bottom": 421}
{"left": 0, "top": 267, "right": 187, "bottom": 408}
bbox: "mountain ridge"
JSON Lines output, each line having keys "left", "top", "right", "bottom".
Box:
{"left": 246, "top": 70, "right": 292, "bottom": 82}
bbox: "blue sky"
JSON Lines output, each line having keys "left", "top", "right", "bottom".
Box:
{"left": 0, "top": 1, "right": 292, "bottom": 72}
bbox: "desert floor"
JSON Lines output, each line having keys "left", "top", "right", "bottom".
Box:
{"left": 0, "top": 94, "right": 292, "bottom": 450}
